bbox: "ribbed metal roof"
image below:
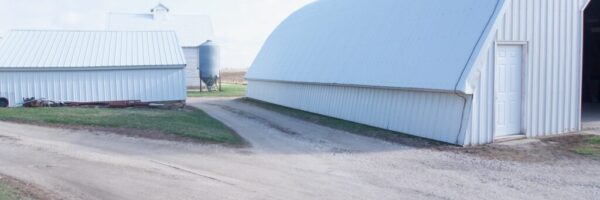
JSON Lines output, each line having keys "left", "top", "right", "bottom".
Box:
{"left": 0, "top": 30, "right": 186, "bottom": 69}
{"left": 247, "top": 0, "right": 503, "bottom": 93}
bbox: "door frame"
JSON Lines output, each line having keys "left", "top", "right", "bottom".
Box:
{"left": 493, "top": 41, "right": 529, "bottom": 138}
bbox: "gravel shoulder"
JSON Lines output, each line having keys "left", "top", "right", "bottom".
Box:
{"left": 0, "top": 97, "right": 598, "bottom": 200}
{"left": 0, "top": 174, "right": 54, "bottom": 200}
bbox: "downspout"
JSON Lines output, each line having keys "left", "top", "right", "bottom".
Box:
{"left": 453, "top": 0, "right": 503, "bottom": 145}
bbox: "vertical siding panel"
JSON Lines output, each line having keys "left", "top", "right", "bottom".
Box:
{"left": 520, "top": 0, "right": 527, "bottom": 40}
{"left": 247, "top": 81, "right": 467, "bottom": 145}
{"left": 557, "top": 0, "right": 566, "bottom": 133}
{"left": 487, "top": 47, "right": 495, "bottom": 143}
{"left": 567, "top": 0, "right": 574, "bottom": 131}
{"left": 511, "top": 0, "right": 518, "bottom": 40}
{"left": 530, "top": 0, "right": 539, "bottom": 135}
{"left": 540, "top": 0, "right": 549, "bottom": 136}
{"left": 550, "top": 0, "right": 557, "bottom": 134}
{"left": 526, "top": 0, "right": 533, "bottom": 134}
{"left": 574, "top": 0, "right": 584, "bottom": 131}
{"left": 504, "top": 0, "right": 511, "bottom": 40}
{"left": 0, "top": 69, "right": 185, "bottom": 106}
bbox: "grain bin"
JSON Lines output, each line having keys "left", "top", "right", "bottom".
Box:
{"left": 199, "top": 40, "right": 220, "bottom": 90}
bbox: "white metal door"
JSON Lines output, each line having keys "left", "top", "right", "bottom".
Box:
{"left": 494, "top": 45, "right": 523, "bottom": 137}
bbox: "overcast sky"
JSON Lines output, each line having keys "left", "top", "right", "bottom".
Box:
{"left": 0, "top": 0, "right": 314, "bottom": 69}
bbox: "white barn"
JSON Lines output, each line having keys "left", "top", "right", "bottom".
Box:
{"left": 0, "top": 30, "right": 187, "bottom": 107}
{"left": 247, "top": 0, "right": 596, "bottom": 145}
{"left": 107, "top": 3, "right": 215, "bottom": 89}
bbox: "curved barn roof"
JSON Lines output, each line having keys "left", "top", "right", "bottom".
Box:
{"left": 247, "top": 0, "right": 504, "bottom": 93}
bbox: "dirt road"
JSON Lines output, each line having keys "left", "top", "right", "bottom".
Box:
{"left": 0, "top": 98, "right": 598, "bottom": 200}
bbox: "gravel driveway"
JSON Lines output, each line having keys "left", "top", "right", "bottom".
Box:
{"left": 0, "top": 97, "right": 598, "bottom": 200}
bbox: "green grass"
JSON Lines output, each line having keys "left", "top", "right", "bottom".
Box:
{"left": 572, "top": 135, "right": 600, "bottom": 156}
{"left": 588, "top": 136, "right": 600, "bottom": 145}
{"left": 573, "top": 147, "right": 599, "bottom": 156}
{"left": 240, "top": 98, "right": 440, "bottom": 146}
{"left": 0, "top": 107, "right": 244, "bottom": 145}
{"left": 188, "top": 84, "right": 247, "bottom": 97}
{"left": 0, "top": 182, "right": 28, "bottom": 200}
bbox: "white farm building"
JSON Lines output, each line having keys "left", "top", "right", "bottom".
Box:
{"left": 247, "top": 0, "right": 600, "bottom": 145}
{"left": 107, "top": 4, "right": 215, "bottom": 89}
{"left": 0, "top": 30, "right": 187, "bottom": 107}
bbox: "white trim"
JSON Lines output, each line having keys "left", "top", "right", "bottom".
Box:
{"left": 493, "top": 41, "right": 528, "bottom": 139}
{"left": 455, "top": 0, "right": 509, "bottom": 92}
{"left": 495, "top": 41, "right": 529, "bottom": 45}
{"left": 0, "top": 65, "right": 186, "bottom": 71}
{"left": 494, "top": 135, "right": 527, "bottom": 143}
{"left": 245, "top": 78, "right": 461, "bottom": 94}
{"left": 581, "top": 0, "right": 592, "bottom": 11}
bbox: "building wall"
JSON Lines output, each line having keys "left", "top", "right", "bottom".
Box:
{"left": 247, "top": 0, "right": 590, "bottom": 145}
{"left": 247, "top": 80, "right": 471, "bottom": 144}
{"left": 464, "top": 0, "right": 589, "bottom": 145}
{"left": 183, "top": 47, "right": 201, "bottom": 89}
{"left": 0, "top": 68, "right": 186, "bottom": 107}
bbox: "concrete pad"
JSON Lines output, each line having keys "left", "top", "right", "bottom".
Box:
{"left": 496, "top": 138, "right": 541, "bottom": 146}
{"left": 582, "top": 103, "right": 600, "bottom": 130}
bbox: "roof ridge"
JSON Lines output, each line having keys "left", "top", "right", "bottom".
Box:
{"left": 107, "top": 12, "right": 211, "bottom": 18}
{"left": 10, "top": 29, "right": 178, "bottom": 33}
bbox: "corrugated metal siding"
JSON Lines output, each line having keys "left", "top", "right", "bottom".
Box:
{"left": 465, "top": 0, "right": 588, "bottom": 145}
{"left": 465, "top": 47, "right": 498, "bottom": 145}
{"left": 183, "top": 47, "right": 201, "bottom": 88}
{"left": 248, "top": 80, "right": 468, "bottom": 144}
{"left": 0, "top": 30, "right": 186, "bottom": 68}
{"left": 0, "top": 68, "right": 186, "bottom": 107}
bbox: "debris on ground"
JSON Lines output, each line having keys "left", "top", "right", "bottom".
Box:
{"left": 19, "top": 97, "right": 185, "bottom": 109}
{"left": 439, "top": 134, "right": 600, "bottom": 162}
{"left": 22, "top": 97, "right": 61, "bottom": 108}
